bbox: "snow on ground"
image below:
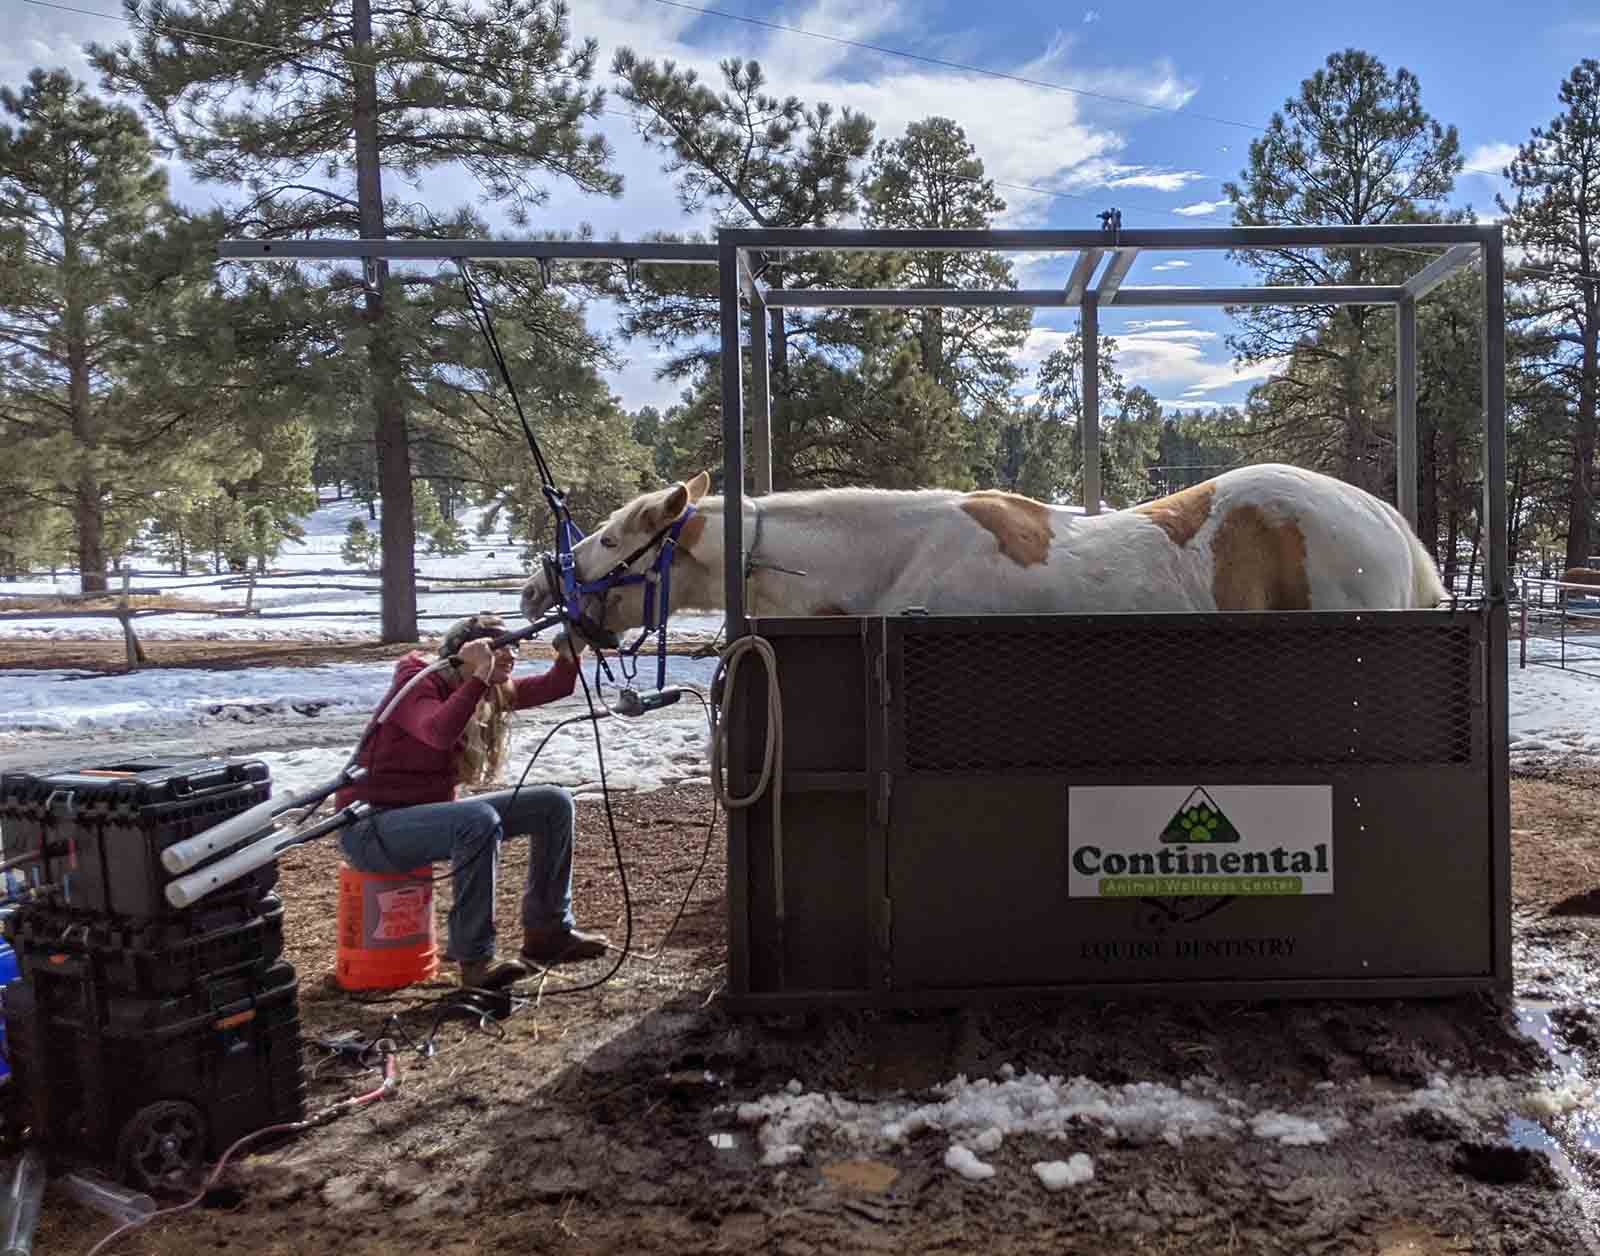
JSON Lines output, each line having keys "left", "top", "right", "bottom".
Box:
{"left": 1508, "top": 645, "right": 1600, "bottom": 761}
{"left": 2, "top": 653, "right": 722, "bottom": 799}
{"left": 0, "top": 491, "right": 725, "bottom": 643}
{"left": 0, "top": 665, "right": 386, "bottom": 734}
{"left": 722, "top": 1064, "right": 1587, "bottom": 1184}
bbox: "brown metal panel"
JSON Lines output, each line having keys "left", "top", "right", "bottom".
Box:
{"left": 886, "top": 768, "right": 1490, "bottom": 990}
{"left": 890, "top": 612, "right": 1479, "bottom": 774}
{"left": 729, "top": 611, "right": 1499, "bottom": 1007}
{"left": 745, "top": 791, "right": 871, "bottom": 993}
{"left": 736, "top": 620, "right": 867, "bottom": 779}
{"left": 736, "top": 623, "right": 874, "bottom": 995}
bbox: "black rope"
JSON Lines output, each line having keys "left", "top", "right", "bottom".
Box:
{"left": 455, "top": 260, "right": 561, "bottom": 498}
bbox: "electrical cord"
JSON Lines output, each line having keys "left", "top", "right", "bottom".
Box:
{"left": 595, "top": 687, "right": 721, "bottom": 965}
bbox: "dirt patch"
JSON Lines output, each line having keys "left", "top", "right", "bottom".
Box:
{"left": 16, "top": 763, "right": 1600, "bottom": 1255}
{"left": 1504, "top": 763, "right": 1600, "bottom": 912}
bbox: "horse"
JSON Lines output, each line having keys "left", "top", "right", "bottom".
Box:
{"left": 519, "top": 463, "right": 1447, "bottom": 632}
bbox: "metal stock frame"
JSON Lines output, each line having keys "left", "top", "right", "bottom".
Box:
{"left": 218, "top": 223, "right": 1511, "bottom": 1009}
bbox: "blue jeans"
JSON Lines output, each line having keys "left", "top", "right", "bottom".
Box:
{"left": 338, "top": 785, "right": 578, "bottom": 964}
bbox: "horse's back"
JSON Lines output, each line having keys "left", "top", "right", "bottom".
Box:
{"left": 1203, "top": 464, "right": 1442, "bottom": 610}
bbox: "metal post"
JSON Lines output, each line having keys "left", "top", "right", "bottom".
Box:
{"left": 1482, "top": 232, "right": 1507, "bottom": 602}
{"left": 719, "top": 237, "right": 750, "bottom": 1001}
{"left": 1480, "top": 225, "right": 1512, "bottom": 993}
{"left": 749, "top": 283, "right": 773, "bottom": 496}
{"left": 719, "top": 238, "right": 747, "bottom": 637}
{"left": 1395, "top": 296, "right": 1419, "bottom": 531}
{"left": 1081, "top": 295, "right": 1101, "bottom": 516}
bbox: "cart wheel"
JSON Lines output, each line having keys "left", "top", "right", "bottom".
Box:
{"left": 117, "top": 1100, "right": 206, "bottom": 1194}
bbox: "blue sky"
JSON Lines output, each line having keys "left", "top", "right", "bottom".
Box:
{"left": 3, "top": 0, "right": 1596, "bottom": 416}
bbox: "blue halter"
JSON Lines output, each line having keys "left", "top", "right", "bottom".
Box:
{"left": 551, "top": 499, "right": 695, "bottom": 694}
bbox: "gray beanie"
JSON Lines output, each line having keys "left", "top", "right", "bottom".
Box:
{"left": 438, "top": 612, "right": 508, "bottom": 660}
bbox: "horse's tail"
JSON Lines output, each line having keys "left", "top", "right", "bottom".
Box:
{"left": 1403, "top": 517, "right": 1448, "bottom": 609}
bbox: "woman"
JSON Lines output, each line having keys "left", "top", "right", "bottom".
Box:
{"left": 335, "top": 612, "right": 609, "bottom": 989}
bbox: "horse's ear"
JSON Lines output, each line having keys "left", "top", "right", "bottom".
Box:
{"left": 653, "top": 482, "right": 689, "bottom": 528}
{"left": 686, "top": 470, "right": 711, "bottom": 503}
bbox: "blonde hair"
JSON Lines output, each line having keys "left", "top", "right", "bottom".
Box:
{"left": 438, "top": 613, "right": 517, "bottom": 789}
{"left": 451, "top": 677, "right": 515, "bottom": 788}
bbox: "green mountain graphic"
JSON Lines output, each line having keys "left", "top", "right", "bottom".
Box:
{"left": 1159, "top": 787, "right": 1242, "bottom": 844}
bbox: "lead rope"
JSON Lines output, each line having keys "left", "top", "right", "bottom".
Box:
{"left": 709, "top": 634, "right": 785, "bottom": 986}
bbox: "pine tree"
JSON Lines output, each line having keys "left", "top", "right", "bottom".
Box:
{"left": 341, "top": 518, "right": 381, "bottom": 570}
{"left": 412, "top": 480, "right": 467, "bottom": 557}
{"left": 994, "top": 327, "right": 1132, "bottom": 504}
{"left": 94, "top": 0, "right": 622, "bottom": 639}
{"left": 614, "top": 54, "right": 875, "bottom": 387}
{"left": 1498, "top": 59, "right": 1600, "bottom": 569}
{"left": 862, "top": 117, "right": 1031, "bottom": 412}
{"left": 1222, "top": 49, "right": 1463, "bottom": 495}
{"left": 0, "top": 70, "right": 191, "bottom": 591}
{"left": 191, "top": 492, "right": 246, "bottom": 573}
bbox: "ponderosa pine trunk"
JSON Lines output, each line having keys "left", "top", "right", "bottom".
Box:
{"left": 351, "top": 0, "right": 416, "bottom": 641}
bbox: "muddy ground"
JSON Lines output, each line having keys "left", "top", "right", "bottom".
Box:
{"left": 8, "top": 641, "right": 1600, "bottom": 1255}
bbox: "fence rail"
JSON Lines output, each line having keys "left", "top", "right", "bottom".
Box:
{"left": 0, "top": 567, "right": 544, "bottom": 667}
{"left": 1517, "top": 577, "right": 1600, "bottom": 680}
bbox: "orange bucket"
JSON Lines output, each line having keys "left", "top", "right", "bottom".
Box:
{"left": 334, "top": 864, "right": 440, "bottom": 990}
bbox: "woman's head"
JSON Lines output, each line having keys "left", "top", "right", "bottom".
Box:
{"left": 439, "top": 612, "right": 508, "bottom": 661}
{"left": 439, "top": 612, "right": 516, "bottom": 788}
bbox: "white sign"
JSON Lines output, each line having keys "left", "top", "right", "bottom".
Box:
{"left": 1067, "top": 785, "right": 1333, "bottom": 899}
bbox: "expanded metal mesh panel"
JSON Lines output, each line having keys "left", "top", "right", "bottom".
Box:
{"left": 895, "top": 616, "right": 1480, "bottom": 773}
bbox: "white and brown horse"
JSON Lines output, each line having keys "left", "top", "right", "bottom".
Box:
{"left": 520, "top": 463, "right": 1446, "bottom": 629}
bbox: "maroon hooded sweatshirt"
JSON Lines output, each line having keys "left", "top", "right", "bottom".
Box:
{"left": 336, "top": 650, "right": 578, "bottom": 809}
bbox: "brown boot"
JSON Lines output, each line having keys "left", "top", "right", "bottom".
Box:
{"left": 458, "top": 955, "right": 528, "bottom": 989}
{"left": 521, "top": 926, "right": 609, "bottom": 967}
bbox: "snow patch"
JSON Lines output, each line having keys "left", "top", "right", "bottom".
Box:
{"left": 728, "top": 1070, "right": 1350, "bottom": 1172}
{"left": 944, "top": 1145, "right": 995, "bottom": 1182}
{"left": 1249, "top": 1111, "right": 1343, "bottom": 1146}
{"left": 1033, "top": 1154, "right": 1094, "bottom": 1191}
{"left": 973, "top": 1127, "right": 1004, "bottom": 1153}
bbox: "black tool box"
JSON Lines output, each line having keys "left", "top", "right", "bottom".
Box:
{"left": 0, "top": 758, "right": 275, "bottom": 919}
{"left": 4, "top": 894, "right": 286, "bottom": 997}
{"left": 3, "top": 959, "right": 305, "bottom": 1189}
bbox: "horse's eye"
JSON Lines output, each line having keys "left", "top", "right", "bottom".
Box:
{"left": 600, "top": 535, "right": 619, "bottom": 550}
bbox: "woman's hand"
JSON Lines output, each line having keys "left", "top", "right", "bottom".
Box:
{"left": 459, "top": 638, "right": 495, "bottom": 683}
{"left": 552, "top": 630, "right": 585, "bottom": 663}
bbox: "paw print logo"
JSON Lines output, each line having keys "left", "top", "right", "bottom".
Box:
{"left": 1159, "top": 788, "right": 1242, "bottom": 844}
{"left": 1179, "top": 806, "right": 1221, "bottom": 842}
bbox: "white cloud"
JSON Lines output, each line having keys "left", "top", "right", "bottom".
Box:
{"left": 1104, "top": 169, "right": 1206, "bottom": 192}
{"left": 1151, "top": 259, "right": 1191, "bottom": 272}
{"left": 1173, "top": 199, "right": 1228, "bottom": 218}
{"left": 1124, "top": 318, "right": 1192, "bottom": 330}
{"left": 1083, "top": 9, "right": 1101, "bottom": 22}
{"left": 1153, "top": 397, "right": 1226, "bottom": 411}
{"left": 540, "top": 1, "right": 1204, "bottom": 243}
{"left": 1055, "top": 158, "right": 1207, "bottom": 194}
{"left": 1021, "top": 324, "right": 1284, "bottom": 400}
{"left": 1465, "top": 142, "right": 1519, "bottom": 181}
{"left": 2, "top": 14, "right": 96, "bottom": 88}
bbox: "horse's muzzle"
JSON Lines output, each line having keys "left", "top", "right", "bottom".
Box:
{"left": 520, "top": 556, "right": 559, "bottom": 621}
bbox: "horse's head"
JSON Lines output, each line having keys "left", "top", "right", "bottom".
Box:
{"left": 520, "top": 471, "right": 711, "bottom": 637}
